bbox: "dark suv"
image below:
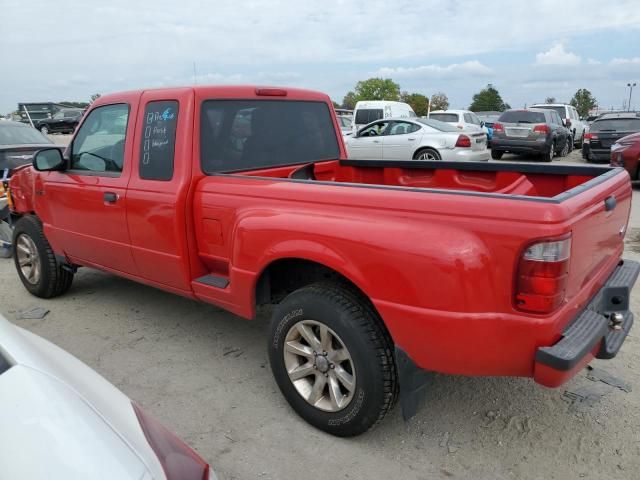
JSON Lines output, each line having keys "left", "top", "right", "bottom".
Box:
{"left": 34, "top": 108, "right": 84, "bottom": 135}
{"left": 583, "top": 112, "right": 640, "bottom": 163}
{"left": 490, "top": 109, "right": 570, "bottom": 162}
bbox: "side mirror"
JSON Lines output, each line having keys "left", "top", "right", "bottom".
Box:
{"left": 33, "top": 148, "right": 65, "bottom": 172}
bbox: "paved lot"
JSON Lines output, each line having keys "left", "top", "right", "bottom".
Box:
{"left": 2, "top": 140, "right": 638, "bottom": 480}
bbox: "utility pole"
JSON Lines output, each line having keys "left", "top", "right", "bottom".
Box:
{"left": 628, "top": 82, "right": 636, "bottom": 112}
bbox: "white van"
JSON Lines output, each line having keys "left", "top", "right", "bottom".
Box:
{"left": 352, "top": 101, "right": 416, "bottom": 133}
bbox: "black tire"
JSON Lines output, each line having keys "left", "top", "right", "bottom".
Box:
{"left": 559, "top": 138, "right": 570, "bottom": 157}
{"left": 268, "top": 282, "right": 398, "bottom": 437}
{"left": 12, "top": 215, "right": 74, "bottom": 298}
{"left": 543, "top": 140, "right": 555, "bottom": 162}
{"left": 491, "top": 150, "right": 504, "bottom": 160}
{"left": 413, "top": 148, "right": 441, "bottom": 160}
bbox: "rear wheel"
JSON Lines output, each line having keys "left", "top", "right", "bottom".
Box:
{"left": 491, "top": 150, "right": 503, "bottom": 160}
{"left": 543, "top": 140, "right": 555, "bottom": 162}
{"left": 559, "top": 138, "right": 570, "bottom": 157}
{"left": 39, "top": 125, "right": 49, "bottom": 135}
{"left": 413, "top": 148, "right": 441, "bottom": 160}
{"left": 268, "top": 282, "right": 398, "bottom": 437}
{"left": 13, "top": 216, "right": 74, "bottom": 298}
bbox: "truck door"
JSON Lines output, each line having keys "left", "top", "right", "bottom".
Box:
{"left": 125, "top": 88, "right": 195, "bottom": 293}
{"left": 39, "top": 100, "right": 138, "bottom": 274}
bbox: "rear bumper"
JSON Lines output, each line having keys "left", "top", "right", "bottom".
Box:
{"left": 582, "top": 145, "right": 610, "bottom": 162}
{"left": 441, "top": 148, "right": 490, "bottom": 162}
{"left": 533, "top": 259, "right": 639, "bottom": 387}
{"left": 491, "top": 138, "right": 549, "bottom": 154}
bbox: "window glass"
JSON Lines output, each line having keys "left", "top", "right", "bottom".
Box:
{"left": 355, "top": 108, "right": 383, "bottom": 125}
{"left": 463, "top": 113, "right": 472, "bottom": 123}
{"left": 416, "top": 118, "right": 459, "bottom": 132}
{"left": 388, "top": 122, "right": 419, "bottom": 135}
{"left": 359, "top": 121, "right": 390, "bottom": 137}
{"left": 590, "top": 118, "right": 640, "bottom": 132}
{"left": 140, "top": 100, "right": 178, "bottom": 181}
{"left": 53, "top": 111, "right": 64, "bottom": 120}
{"left": 0, "top": 124, "right": 53, "bottom": 145}
{"left": 71, "top": 104, "right": 129, "bottom": 174}
{"left": 428, "top": 113, "right": 459, "bottom": 123}
{"left": 498, "top": 111, "right": 546, "bottom": 123}
{"left": 200, "top": 100, "right": 340, "bottom": 173}
{"left": 470, "top": 113, "right": 481, "bottom": 125}
{"left": 531, "top": 105, "right": 565, "bottom": 119}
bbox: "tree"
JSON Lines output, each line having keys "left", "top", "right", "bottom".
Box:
{"left": 400, "top": 92, "right": 430, "bottom": 117}
{"left": 332, "top": 100, "right": 340, "bottom": 109}
{"left": 353, "top": 78, "right": 400, "bottom": 101}
{"left": 468, "top": 84, "right": 509, "bottom": 112}
{"left": 545, "top": 96, "right": 556, "bottom": 104}
{"left": 570, "top": 88, "right": 597, "bottom": 118}
{"left": 429, "top": 92, "right": 449, "bottom": 111}
{"left": 342, "top": 91, "right": 357, "bottom": 110}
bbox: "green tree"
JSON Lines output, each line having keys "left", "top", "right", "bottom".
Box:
{"left": 570, "top": 88, "right": 597, "bottom": 117}
{"left": 469, "top": 84, "right": 509, "bottom": 112}
{"left": 545, "top": 96, "right": 556, "bottom": 104}
{"left": 429, "top": 92, "right": 449, "bottom": 111}
{"left": 353, "top": 78, "right": 400, "bottom": 101}
{"left": 332, "top": 100, "right": 340, "bottom": 108}
{"left": 341, "top": 91, "right": 357, "bottom": 109}
{"left": 400, "top": 92, "right": 430, "bottom": 117}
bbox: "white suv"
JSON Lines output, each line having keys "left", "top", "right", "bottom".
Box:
{"left": 428, "top": 110, "right": 484, "bottom": 133}
{"left": 529, "top": 103, "right": 586, "bottom": 146}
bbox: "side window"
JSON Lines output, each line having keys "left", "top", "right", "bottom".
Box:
{"left": 388, "top": 122, "right": 420, "bottom": 135}
{"left": 71, "top": 104, "right": 129, "bottom": 174}
{"left": 360, "top": 121, "right": 390, "bottom": 136}
{"left": 463, "top": 113, "right": 473, "bottom": 123}
{"left": 140, "top": 100, "right": 178, "bottom": 181}
{"left": 470, "top": 113, "right": 481, "bottom": 125}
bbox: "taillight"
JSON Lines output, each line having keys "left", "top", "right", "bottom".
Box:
{"left": 455, "top": 134, "right": 471, "bottom": 148}
{"left": 133, "top": 403, "right": 210, "bottom": 480}
{"left": 515, "top": 236, "right": 571, "bottom": 314}
{"left": 533, "top": 124, "right": 550, "bottom": 134}
{"left": 584, "top": 132, "right": 598, "bottom": 143}
{"left": 493, "top": 122, "right": 504, "bottom": 132}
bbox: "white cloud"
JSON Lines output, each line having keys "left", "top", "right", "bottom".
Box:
{"left": 376, "top": 61, "right": 493, "bottom": 79}
{"left": 587, "top": 58, "right": 602, "bottom": 65}
{"left": 535, "top": 43, "right": 581, "bottom": 65}
{"left": 610, "top": 57, "right": 640, "bottom": 65}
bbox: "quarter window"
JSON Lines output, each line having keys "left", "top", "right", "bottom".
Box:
{"left": 71, "top": 104, "right": 129, "bottom": 174}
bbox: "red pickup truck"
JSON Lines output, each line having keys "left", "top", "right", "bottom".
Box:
{"left": 7, "top": 86, "right": 639, "bottom": 437}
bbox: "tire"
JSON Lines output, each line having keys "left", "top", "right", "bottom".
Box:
{"left": 413, "top": 148, "right": 441, "bottom": 160}
{"left": 39, "top": 125, "right": 49, "bottom": 135}
{"left": 268, "top": 282, "right": 398, "bottom": 437}
{"left": 559, "top": 138, "right": 570, "bottom": 157}
{"left": 491, "top": 150, "right": 504, "bottom": 160}
{"left": 543, "top": 140, "right": 555, "bottom": 162}
{"left": 12, "top": 215, "right": 74, "bottom": 298}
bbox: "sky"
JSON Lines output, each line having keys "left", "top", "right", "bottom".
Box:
{"left": 1, "top": 0, "right": 639, "bottom": 114}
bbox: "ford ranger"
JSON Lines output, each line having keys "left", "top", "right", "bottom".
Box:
{"left": 7, "top": 86, "right": 639, "bottom": 437}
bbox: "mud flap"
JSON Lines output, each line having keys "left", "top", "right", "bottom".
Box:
{"left": 394, "top": 346, "right": 432, "bottom": 421}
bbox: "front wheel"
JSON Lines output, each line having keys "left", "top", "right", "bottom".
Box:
{"left": 39, "top": 125, "right": 49, "bottom": 135}
{"left": 13, "top": 216, "right": 74, "bottom": 298}
{"left": 268, "top": 283, "right": 398, "bottom": 437}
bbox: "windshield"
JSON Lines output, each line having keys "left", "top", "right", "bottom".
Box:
{"left": 416, "top": 118, "right": 460, "bottom": 132}
{"left": 590, "top": 118, "right": 640, "bottom": 132}
{"left": 531, "top": 105, "right": 566, "bottom": 119}
{"left": 355, "top": 108, "right": 383, "bottom": 125}
{"left": 499, "top": 111, "right": 546, "bottom": 124}
{"left": 428, "top": 113, "right": 459, "bottom": 123}
{"left": 0, "top": 124, "right": 53, "bottom": 145}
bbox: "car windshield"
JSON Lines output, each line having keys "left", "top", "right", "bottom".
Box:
{"left": 428, "top": 113, "right": 459, "bottom": 123}
{"left": 590, "top": 118, "right": 640, "bottom": 132}
{"left": 416, "top": 118, "right": 459, "bottom": 132}
{"left": 0, "top": 124, "right": 53, "bottom": 145}
{"left": 532, "top": 105, "right": 566, "bottom": 118}
{"left": 499, "top": 111, "right": 546, "bottom": 124}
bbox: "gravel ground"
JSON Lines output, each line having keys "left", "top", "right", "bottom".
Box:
{"left": 2, "top": 138, "right": 638, "bottom": 480}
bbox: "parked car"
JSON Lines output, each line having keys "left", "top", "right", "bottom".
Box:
{"left": 583, "top": 112, "right": 640, "bottom": 163}
{"left": 477, "top": 113, "right": 501, "bottom": 146}
{"left": 0, "top": 121, "right": 55, "bottom": 174}
{"left": 8, "top": 85, "right": 639, "bottom": 437}
{"left": 34, "top": 108, "right": 84, "bottom": 134}
{"left": 428, "top": 109, "right": 484, "bottom": 133}
{"left": 337, "top": 114, "right": 353, "bottom": 136}
{"left": 610, "top": 131, "right": 640, "bottom": 178}
{"left": 16, "top": 102, "right": 69, "bottom": 125}
{"left": 491, "top": 108, "right": 571, "bottom": 161}
{"left": 346, "top": 117, "right": 489, "bottom": 161}
{"left": 0, "top": 313, "right": 214, "bottom": 479}
{"left": 352, "top": 100, "right": 415, "bottom": 132}
{"left": 530, "top": 103, "right": 586, "bottom": 146}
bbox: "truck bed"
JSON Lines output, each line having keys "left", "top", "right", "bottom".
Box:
{"left": 234, "top": 159, "right": 617, "bottom": 201}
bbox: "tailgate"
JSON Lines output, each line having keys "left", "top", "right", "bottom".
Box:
{"left": 564, "top": 171, "right": 631, "bottom": 301}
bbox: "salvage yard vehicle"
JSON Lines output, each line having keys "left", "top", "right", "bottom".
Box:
{"left": 491, "top": 108, "right": 572, "bottom": 161}
{"left": 0, "top": 313, "right": 215, "bottom": 480}
{"left": 346, "top": 117, "right": 489, "bottom": 161}
{"left": 6, "top": 85, "right": 639, "bottom": 437}
{"left": 583, "top": 112, "right": 640, "bottom": 163}
{"left": 35, "top": 108, "right": 84, "bottom": 135}
{"left": 530, "top": 103, "right": 587, "bottom": 147}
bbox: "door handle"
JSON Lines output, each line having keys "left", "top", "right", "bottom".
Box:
{"left": 373, "top": 140, "right": 380, "bottom": 143}
{"left": 408, "top": 138, "right": 416, "bottom": 141}
{"left": 103, "top": 192, "right": 118, "bottom": 203}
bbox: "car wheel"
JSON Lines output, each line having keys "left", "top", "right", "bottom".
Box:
{"left": 413, "top": 148, "right": 441, "bottom": 160}
{"left": 12, "top": 215, "right": 74, "bottom": 298}
{"left": 559, "top": 138, "right": 570, "bottom": 157}
{"left": 491, "top": 150, "right": 504, "bottom": 160}
{"left": 39, "top": 125, "right": 49, "bottom": 135}
{"left": 579, "top": 131, "right": 585, "bottom": 147}
{"left": 268, "top": 282, "right": 398, "bottom": 437}
{"left": 543, "top": 140, "right": 555, "bottom": 162}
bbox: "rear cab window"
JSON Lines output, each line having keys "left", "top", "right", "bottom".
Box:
{"left": 200, "top": 100, "right": 340, "bottom": 173}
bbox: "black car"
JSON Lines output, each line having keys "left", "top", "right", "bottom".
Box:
{"left": 583, "top": 112, "right": 640, "bottom": 163}
{"left": 0, "top": 121, "right": 55, "bottom": 173}
{"left": 34, "top": 108, "right": 84, "bottom": 135}
{"left": 490, "top": 108, "right": 571, "bottom": 162}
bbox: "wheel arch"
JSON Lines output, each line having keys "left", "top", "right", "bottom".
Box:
{"left": 412, "top": 145, "right": 441, "bottom": 160}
